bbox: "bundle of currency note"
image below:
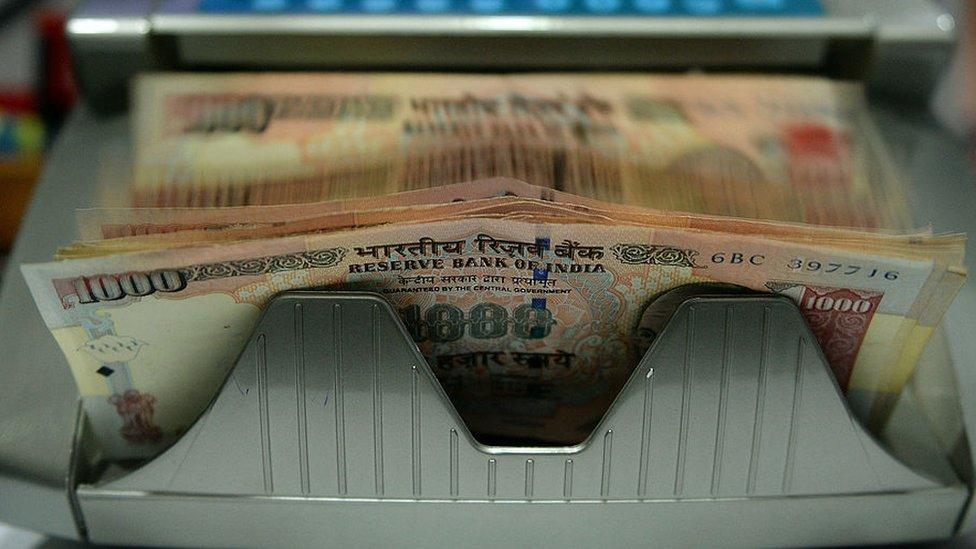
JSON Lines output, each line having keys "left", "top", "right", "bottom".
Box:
{"left": 24, "top": 177, "right": 965, "bottom": 459}
{"left": 18, "top": 71, "right": 966, "bottom": 460}
{"left": 127, "top": 72, "right": 912, "bottom": 229}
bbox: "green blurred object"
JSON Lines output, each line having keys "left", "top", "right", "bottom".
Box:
{"left": 0, "top": 102, "right": 46, "bottom": 250}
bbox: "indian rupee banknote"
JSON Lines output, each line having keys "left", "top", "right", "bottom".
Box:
{"left": 23, "top": 217, "right": 961, "bottom": 458}
{"left": 131, "top": 73, "right": 911, "bottom": 229}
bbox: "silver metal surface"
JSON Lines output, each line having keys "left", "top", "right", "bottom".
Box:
{"left": 77, "top": 490, "right": 968, "bottom": 548}
{"left": 77, "top": 291, "right": 966, "bottom": 547}
{"left": 93, "top": 292, "right": 941, "bottom": 498}
{"left": 148, "top": 0, "right": 948, "bottom": 39}
{"left": 151, "top": 13, "right": 870, "bottom": 36}
{"left": 153, "top": 6, "right": 859, "bottom": 72}
{"left": 67, "top": 0, "right": 955, "bottom": 111}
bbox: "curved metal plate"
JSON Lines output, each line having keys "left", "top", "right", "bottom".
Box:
{"left": 100, "top": 291, "right": 938, "bottom": 500}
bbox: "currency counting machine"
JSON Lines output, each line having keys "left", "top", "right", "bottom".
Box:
{"left": 2, "top": 0, "right": 975, "bottom": 546}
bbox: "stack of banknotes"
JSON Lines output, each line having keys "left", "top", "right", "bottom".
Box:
{"left": 22, "top": 72, "right": 967, "bottom": 459}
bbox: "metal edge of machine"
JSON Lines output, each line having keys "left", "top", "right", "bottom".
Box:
{"left": 66, "top": 0, "right": 955, "bottom": 113}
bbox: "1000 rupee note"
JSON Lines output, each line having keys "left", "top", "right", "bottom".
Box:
{"left": 64, "top": 174, "right": 968, "bottom": 426}
{"left": 133, "top": 73, "right": 910, "bottom": 228}
{"left": 67, "top": 183, "right": 964, "bottom": 270}
{"left": 60, "top": 182, "right": 969, "bottom": 425}
{"left": 78, "top": 178, "right": 542, "bottom": 240}
{"left": 63, "top": 197, "right": 583, "bottom": 258}
{"left": 80, "top": 177, "right": 927, "bottom": 246}
{"left": 24, "top": 217, "right": 954, "bottom": 458}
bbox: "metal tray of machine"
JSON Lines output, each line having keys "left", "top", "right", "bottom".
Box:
{"left": 72, "top": 290, "right": 971, "bottom": 548}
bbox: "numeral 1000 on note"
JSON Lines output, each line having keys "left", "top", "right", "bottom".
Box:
{"left": 71, "top": 270, "right": 187, "bottom": 303}
{"left": 400, "top": 303, "right": 556, "bottom": 343}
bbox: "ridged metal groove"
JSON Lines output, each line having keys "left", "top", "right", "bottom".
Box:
{"left": 637, "top": 367, "right": 654, "bottom": 496}
{"left": 563, "top": 459, "right": 574, "bottom": 499}
{"left": 711, "top": 306, "right": 735, "bottom": 495}
{"left": 295, "top": 303, "right": 310, "bottom": 496}
{"left": 783, "top": 337, "right": 806, "bottom": 494}
{"left": 601, "top": 430, "right": 613, "bottom": 498}
{"left": 747, "top": 307, "right": 772, "bottom": 495}
{"left": 487, "top": 459, "right": 497, "bottom": 498}
{"left": 450, "top": 429, "right": 459, "bottom": 497}
{"left": 256, "top": 334, "right": 273, "bottom": 495}
{"left": 333, "top": 304, "right": 347, "bottom": 496}
{"left": 411, "top": 364, "right": 421, "bottom": 497}
{"left": 674, "top": 308, "right": 695, "bottom": 496}
{"left": 371, "top": 305, "right": 384, "bottom": 496}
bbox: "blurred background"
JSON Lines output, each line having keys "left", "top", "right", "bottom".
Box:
{"left": 0, "top": 0, "right": 75, "bottom": 271}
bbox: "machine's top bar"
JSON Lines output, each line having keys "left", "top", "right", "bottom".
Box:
{"left": 147, "top": 13, "right": 866, "bottom": 37}
{"left": 70, "top": 0, "right": 952, "bottom": 38}
{"left": 188, "top": 0, "right": 826, "bottom": 17}
{"left": 67, "top": 0, "right": 956, "bottom": 114}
